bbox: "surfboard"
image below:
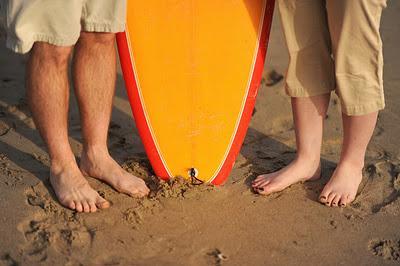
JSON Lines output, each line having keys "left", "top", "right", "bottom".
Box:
{"left": 117, "top": 0, "right": 275, "bottom": 185}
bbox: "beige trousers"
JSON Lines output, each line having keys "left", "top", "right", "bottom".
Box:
{"left": 278, "top": 0, "right": 387, "bottom": 115}
{"left": 1, "top": 0, "right": 126, "bottom": 54}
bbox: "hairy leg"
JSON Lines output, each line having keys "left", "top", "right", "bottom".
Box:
{"left": 72, "top": 32, "right": 149, "bottom": 198}
{"left": 252, "top": 94, "right": 330, "bottom": 195}
{"left": 320, "top": 112, "right": 378, "bottom": 207}
{"left": 26, "top": 42, "right": 109, "bottom": 212}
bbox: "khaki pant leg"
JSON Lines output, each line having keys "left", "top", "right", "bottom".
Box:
{"left": 4, "top": 0, "right": 83, "bottom": 54}
{"left": 81, "top": 0, "right": 126, "bottom": 33}
{"left": 326, "top": 0, "right": 387, "bottom": 115}
{"left": 278, "top": 0, "right": 335, "bottom": 97}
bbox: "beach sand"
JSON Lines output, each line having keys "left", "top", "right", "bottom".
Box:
{"left": 1, "top": 2, "right": 400, "bottom": 265}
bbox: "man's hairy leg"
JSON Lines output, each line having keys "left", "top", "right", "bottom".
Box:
{"left": 26, "top": 42, "right": 109, "bottom": 212}
{"left": 73, "top": 32, "right": 149, "bottom": 198}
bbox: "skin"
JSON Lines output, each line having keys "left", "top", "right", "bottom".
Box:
{"left": 252, "top": 93, "right": 378, "bottom": 207}
{"left": 26, "top": 32, "right": 150, "bottom": 213}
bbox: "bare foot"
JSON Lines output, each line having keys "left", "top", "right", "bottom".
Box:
{"left": 80, "top": 148, "right": 150, "bottom": 198}
{"left": 252, "top": 157, "right": 321, "bottom": 196}
{"left": 319, "top": 162, "right": 363, "bottom": 207}
{"left": 50, "top": 160, "right": 110, "bottom": 213}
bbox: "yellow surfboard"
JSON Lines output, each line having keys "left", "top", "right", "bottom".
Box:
{"left": 117, "top": 0, "right": 275, "bottom": 185}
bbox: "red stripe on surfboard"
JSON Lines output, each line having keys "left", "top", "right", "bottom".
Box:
{"left": 116, "top": 32, "right": 170, "bottom": 179}
{"left": 211, "top": 0, "right": 275, "bottom": 185}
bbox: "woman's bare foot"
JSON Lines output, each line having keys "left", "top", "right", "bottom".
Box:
{"left": 319, "top": 162, "right": 363, "bottom": 207}
{"left": 50, "top": 160, "right": 110, "bottom": 213}
{"left": 252, "top": 157, "right": 321, "bottom": 195}
{"left": 80, "top": 147, "right": 150, "bottom": 198}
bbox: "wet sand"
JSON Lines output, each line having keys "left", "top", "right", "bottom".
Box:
{"left": 1, "top": 2, "right": 400, "bottom": 265}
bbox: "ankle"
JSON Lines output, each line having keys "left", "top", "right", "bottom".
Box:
{"left": 295, "top": 153, "right": 320, "bottom": 167}
{"left": 81, "top": 144, "right": 109, "bottom": 161}
{"left": 337, "top": 159, "right": 364, "bottom": 171}
{"left": 50, "top": 157, "right": 78, "bottom": 175}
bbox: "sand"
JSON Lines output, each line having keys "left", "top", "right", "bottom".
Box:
{"left": 1, "top": 2, "right": 400, "bottom": 265}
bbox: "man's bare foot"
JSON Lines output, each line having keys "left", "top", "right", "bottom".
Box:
{"left": 252, "top": 157, "right": 321, "bottom": 195}
{"left": 50, "top": 160, "right": 110, "bottom": 213}
{"left": 80, "top": 148, "right": 150, "bottom": 198}
{"left": 319, "top": 162, "right": 363, "bottom": 207}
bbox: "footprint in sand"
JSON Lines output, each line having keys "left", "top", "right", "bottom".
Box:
{"left": 19, "top": 219, "right": 52, "bottom": 262}
{"left": 123, "top": 207, "right": 144, "bottom": 226}
{"left": 20, "top": 184, "right": 93, "bottom": 263}
{"left": 369, "top": 239, "right": 400, "bottom": 261}
{"left": 53, "top": 226, "right": 92, "bottom": 256}
{"left": 19, "top": 218, "right": 92, "bottom": 262}
{"left": 25, "top": 184, "right": 60, "bottom": 215}
{"left": 0, "top": 153, "right": 24, "bottom": 187}
{"left": 349, "top": 160, "right": 400, "bottom": 216}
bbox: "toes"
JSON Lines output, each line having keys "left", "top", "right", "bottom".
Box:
{"left": 252, "top": 175, "right": 266, "bottom": 186}
{"left": 319, "top": 188, "right": 331, "bottom": 204}
{"left": 254, "top": 179, "right": 271, "bottom": 190}
{"left": 96, "top": 197, "right": 110, "bottom": 209}
{"left": 142, "top": 188, "right": 150, "bottom": 196}
{"left": 68, "top": 201, "right": 76, "bottom": 210}
{"left": 130, "top": 189, "right": 146, "bottom": 198}
{"left": 331, "top": 195, "right": 341, "bottom": 207}
{"left": 339, "top": 195, "right": 348, "bottom": 207}
{"left": 89, "top": 202, "right": 97, "bottom": 212}
{"left": 341, "top": 194, "right": 355, "bottom": 207}
{"left": 325, "top": 193, "right": 336, "bottom": 207}
{"left": 252, "top": 174, "right": 274, "bottom": 187}
{"left": 75, "top": 201, "right": 84, "bottom": 212}
{"left": 59, "top": 197, "right": 76, "bottom": 210}
{"left": 139, "top": 182, "right": 150, "bottom": 196}
{"left": 128, "top": 184, "right": 149, "bottom": 198}
{"left": 82, "top": 201, "right": 91, "bottom": 213}
{"left": 319, "top": 195, "right": 327, "bottom": 204}
{"left": 257, "top": 183, "right": 278, "bottom": 196}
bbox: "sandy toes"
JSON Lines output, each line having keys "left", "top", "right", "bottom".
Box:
{"left": 50, "top": 161, "right": 110, "bottom": 213}
{"left": 319, "top": 162, "right": 363, "bottom": 207}
{"left": 252, "top": 158, "right": 321, "bottom": 195}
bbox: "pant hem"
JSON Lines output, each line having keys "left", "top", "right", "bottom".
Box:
{"left": 341, "top": 101, "right": 385, "bottom": 116}
{"left": 81, "top": 22, "right": 125, "bottom": 33}
{"left": 285, "top": 86, "right": 334, "bottom": 98}
{"left": 6, "top": 34, "right": 78, "bottom": 54}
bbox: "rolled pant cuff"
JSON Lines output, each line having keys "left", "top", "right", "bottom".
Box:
{"left": 340, "top": 101, "right": 385, "bottom": 116}
{"left": 82, "top": 22, "right": 125, "bottom": 33}
{"left": 6, "top": 34, "right": 78, "bottom": 54}
{"left": 285, "top": 86, "right": 334, "bottom": 98}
